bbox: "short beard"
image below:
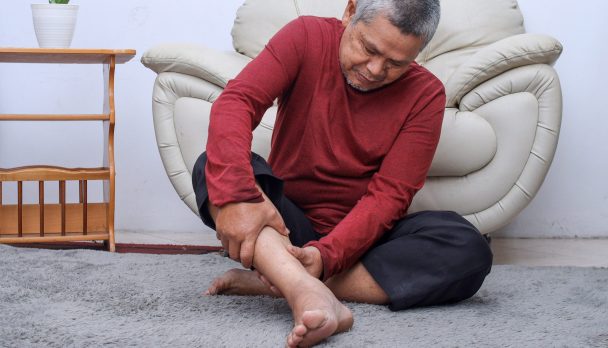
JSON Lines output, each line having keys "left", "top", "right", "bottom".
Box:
{"left": 344, "top": 75, "right": 372, "bottom": 92}
{"left": 341, "top": 64, "right": 373, "bottom": 92}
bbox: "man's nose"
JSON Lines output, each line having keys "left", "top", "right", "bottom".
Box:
{"left": 366, "top": 58, "right": 386, "bottom": 80}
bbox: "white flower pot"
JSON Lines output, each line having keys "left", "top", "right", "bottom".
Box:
{"left": 31, "top": 4, "right": 79, "bottom": 48}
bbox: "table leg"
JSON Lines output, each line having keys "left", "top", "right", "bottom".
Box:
{"left": 103, "top": 55, "right": 117, "bottom": 252}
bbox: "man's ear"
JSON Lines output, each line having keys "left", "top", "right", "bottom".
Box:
{"left": 341, "top": 0, "right": 356, "bottom": 27}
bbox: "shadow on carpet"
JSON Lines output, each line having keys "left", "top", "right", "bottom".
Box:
{"left": 1, "top": 244, "right": 607, "bottom": 347}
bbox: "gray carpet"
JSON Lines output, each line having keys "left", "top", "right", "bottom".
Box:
{"left": 1, "top": 244, "right": 607, "bottom": 348}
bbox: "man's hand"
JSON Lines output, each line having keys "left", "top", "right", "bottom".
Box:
{"left": 215, "top": 198, "right": 289, "bottom": 269}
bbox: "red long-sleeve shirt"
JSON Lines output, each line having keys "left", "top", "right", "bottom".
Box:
{"left": 205, "top": 16, "right": 445, "bottom": 279}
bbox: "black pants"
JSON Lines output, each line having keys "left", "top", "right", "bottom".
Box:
{"left": 192, "top": 152, "right": 493, "bottom": 311}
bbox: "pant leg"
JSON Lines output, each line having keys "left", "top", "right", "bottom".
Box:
{"left": 191, "top": 151, "right": 321, "bottom": 247}
{"left": 360, "top": 210, "right": 493, "bottom": 311}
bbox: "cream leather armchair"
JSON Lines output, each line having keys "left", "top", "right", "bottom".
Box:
{"left": 141, "top": 0, "right": 563, "bottom": 235}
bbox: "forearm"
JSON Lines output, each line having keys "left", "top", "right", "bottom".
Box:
{"left": 205, "top": 86, "right": 267, "bottom": 206}
{"left": 305, "top": 184, "right": 416, "bottom": 280}
{"left": 205, "top": 18, "right": 305, "bottom": 206}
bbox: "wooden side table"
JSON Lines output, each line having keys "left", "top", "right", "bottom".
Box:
{"left": 0, "top": 48, "right": 136, "bottom": 251}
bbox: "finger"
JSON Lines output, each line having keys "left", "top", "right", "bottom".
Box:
{"left": 259, "top": 275, "right": 281, "bottom": 296}
{"left": 215, "top": 231, "right": 222, "bottom": 241}
{"left": 259, "top": 274, "right": 273, "bottom": 289}
{"left": 268, "top": 211, "right": 289, "bottom": 236}
{"left": 240, "top": 239, "right": 255, "bottom": 269}
{"left": 287, "top": 245, "right": 304, "bottom": 260}
{"left": 269, "top": 285, "right": 282, "bottom": 297}
{"left": 228, "top": 240, "right": 241, "bottom": 262}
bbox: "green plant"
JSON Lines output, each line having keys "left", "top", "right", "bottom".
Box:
{"left": 49, "top": 0, "right": 70, "bottom": 3}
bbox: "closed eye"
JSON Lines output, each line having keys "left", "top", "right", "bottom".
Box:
{"left": 362, "top": 43, "right": 375, "bottom": 55}
{"left": 389, "top": 60, "right": 407, "bottom": 68}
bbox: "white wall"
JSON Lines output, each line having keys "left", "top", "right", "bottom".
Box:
{"left": 497, "top": 0, "right": 608, "bottom": 237}
{"left": 0, "top": 0, "right": 606, "bottom": 238}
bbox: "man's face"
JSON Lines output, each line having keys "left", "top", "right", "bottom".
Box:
{"left": 339, "top": 4, "right": 424, "bottom": 92}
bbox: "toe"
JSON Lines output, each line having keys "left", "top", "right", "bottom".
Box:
{"left": 293, "top": 324, "right": 307, "bottom": 337}
{"left": 286, "top": 325, "right": 306, "bottom": 348}
{"left": 206, "top": 281, "right": 220, "bottom": 295}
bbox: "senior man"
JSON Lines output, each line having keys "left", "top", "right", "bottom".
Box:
{"left": 192, "top": 0, "right": 493, "bottom": 346}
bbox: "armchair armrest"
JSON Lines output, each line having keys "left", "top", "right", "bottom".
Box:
{"left": 445, "top": 34, "right": 563, "bottom": 107}
{"left": 141, "top": 44, "right": 252, "bottom": 88}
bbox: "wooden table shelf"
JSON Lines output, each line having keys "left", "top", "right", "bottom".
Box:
{"left": 0, "top": 166, "right": 110, "bottom": 181}
{"left": 0, "top": 114, "right": 110, "bottom": 121}
{"left": 0, "top": 48, "right": 136, "bottom": 251}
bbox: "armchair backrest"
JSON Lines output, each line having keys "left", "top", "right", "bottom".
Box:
{"left": 231, "top": 0, "right": 525, "bottom": 83}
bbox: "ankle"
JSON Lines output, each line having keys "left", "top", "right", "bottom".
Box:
{"left": 282, "top": 275, "right": 325, "bottom": 304}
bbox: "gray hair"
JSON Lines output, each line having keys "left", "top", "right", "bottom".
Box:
{"left": 352, "top": 0, "right": 441, "bottom": 50}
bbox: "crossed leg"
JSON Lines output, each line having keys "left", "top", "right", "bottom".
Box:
{"left": 208, "top": 255, "right": 390, "bottom": 305}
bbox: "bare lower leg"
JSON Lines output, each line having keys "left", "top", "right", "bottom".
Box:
{"left": 252, "top": 227, "right": 353, "bottom": 347}
{"left": 209, "top": 262, "right": 390, "bottom": 306}
{"left": 325, "top": 263, "right": 390, "bottom": 305}
{"left": 206, "top": 269, "right": 277, "bottom": 297}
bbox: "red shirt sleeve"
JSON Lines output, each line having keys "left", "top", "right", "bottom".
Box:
{"left": 305, "top": 85, "right": 446, "bottom": 279}
{"left": 205, "top": 18, "right": 308, "bottom": 206}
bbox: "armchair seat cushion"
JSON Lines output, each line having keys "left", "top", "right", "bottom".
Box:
{"left": 430, "top": 110, "right": 496, "bottom": 177}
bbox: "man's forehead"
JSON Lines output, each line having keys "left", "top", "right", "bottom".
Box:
{"left": 355, "top": 21, "right": 419, "bottom": 63}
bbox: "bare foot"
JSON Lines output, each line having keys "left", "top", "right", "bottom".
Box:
{"left": 286, "top": 279, "right": 353, "bottom": 347}
{"left": 205, "top": 269, "right": 278, "bottom": 296}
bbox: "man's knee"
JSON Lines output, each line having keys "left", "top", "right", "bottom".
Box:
{"left": 441, "top": 211, "right": 493, "bottom": 271}
{"left": 426, "top": 211, "right": 492, "bottom": 306}
{"left": 410, "top": 210, "right": 493, "bottom": 278}
{"left": 447, "top": 228, "right": 493, "bottom": 304}
{"left": 362, "top": 211, "right": 494, "bottom": 310}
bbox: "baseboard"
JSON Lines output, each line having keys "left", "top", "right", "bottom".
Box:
{"left": 5, "top": 241, "right": 222, "bottom": 255}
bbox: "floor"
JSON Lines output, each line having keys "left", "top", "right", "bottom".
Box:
{"left": 116, "top": 230, "right": 608, "bottom": 267}
{"left": 491, "top": 238, "right": 608, "bottom": 267}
